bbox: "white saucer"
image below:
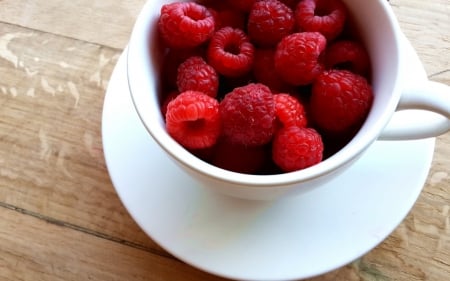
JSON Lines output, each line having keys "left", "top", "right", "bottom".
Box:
{"left": 102, "top": 37, "right": 435, "bottom": 281}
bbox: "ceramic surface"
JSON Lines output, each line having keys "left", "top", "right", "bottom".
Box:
{"left": 102, "top": 37, "right": 436, "bottom": 280}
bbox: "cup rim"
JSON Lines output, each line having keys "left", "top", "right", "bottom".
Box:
{"left": 126, "top": 0, "right": 403, "bottom": 188}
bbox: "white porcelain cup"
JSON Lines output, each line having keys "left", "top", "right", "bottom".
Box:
{"left": 127, "top": 0, "right": 450, "bottom": 200}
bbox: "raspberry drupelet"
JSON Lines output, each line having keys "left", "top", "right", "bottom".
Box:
{"left": 247, "top": 0, "right": 296, "bottom": 47}
{"left": 325, "top": 40, "right": 371, "bottom": 77}
{"left": 165, "top": 91, "right": 221, "bottom": 150}
{"left": 158, "top": 2, "right": 215, "bottom": 49}
{"left": 274, "top": 32, "right": 327, "bottom": 86}
{"left": 295, "top": 0, "right": 347, "bottom": 41}
{"left": 207, "top": 27, "right": 255, "bottom": 77}
{"left": 272, "top": 126, "right": 324, "bottom": 172}
{"left": 177, "top": 56, "right": 219, "bottom": 98}
{"left": 310, "top": 69, "right": 373, "bottom": 135}
{"left": 273, "top": 93, "right": 308, "bottom": 129}
{"left": 220, "top": 83, "right": 276, "bottom": 146}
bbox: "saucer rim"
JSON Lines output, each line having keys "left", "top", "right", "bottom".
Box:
{"left": 102, "top": 40, "right": 435, "bottom": 281}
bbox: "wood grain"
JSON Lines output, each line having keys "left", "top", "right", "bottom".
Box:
{"left": 0, "top": 0, "right": 146, "bottom": 49}
{"left": 0, "top": 22, "right": 160, "bottom": 252}
{"left": 0, "top": 0, "right": 449, "bottom": 280}
{"left": 0, "top": 206, "right": 228, "bottom": 281}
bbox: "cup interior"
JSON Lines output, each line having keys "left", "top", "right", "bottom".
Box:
{"left": 127, "top": 0, "right": 403, "bottom": 187}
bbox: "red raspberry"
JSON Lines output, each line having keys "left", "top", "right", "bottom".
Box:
{"left": 207, "top": 27, "right": 255, "bottom": 77}
{"left": 227, "top": 0, "right": 256, "bottom": 12}
{"left": 220, "top": 83, "right": 276, "bottom": 146}
{"left": 165, "top": 91, "right": 221, "bottom": 149}
{"left": 274, "top": 32, "right": 326, "bottom": 86}
{"left": 272, "top": 126, "right": 324, "bottom": 172}
{"left": 177, "top": 56, "right": 219, "bottom": 98}
{"left": 161, "top": 47, "right": 205, "bottom": 90}
{"left": 248, "top": 0, "right": 295, "bottom": 47}
{"left": 158, "top": 2, "right": 215, "bottom": 49}
{"left": 212, "top": 139, "right": 268, "bottom": 174}
{"left": 253, "top": 49, "right": 292, "bottom": 92}
{"left": 324, "top": 40, "right": 371, "bottom": 77}
{"left": 310, "top": 70, "right": 373, "bottom": 134}
{"left": 274, "top": 93, "right": 308, "bottom": 128}
{"left": 295, "top": 0, "right": 347, "bottom": 41}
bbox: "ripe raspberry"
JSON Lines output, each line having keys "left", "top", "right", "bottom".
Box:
{"left": 274, "top": 32, "right": 327, "bottom": 86}
{"left": 310, "top": 70, "right": 373, "bottom": 134}
{"left": 324, "top": 40, "right": 371, "bottom": 77}
{"left": 177, "top": 56, "right": 219, "bottom": 97}
{"left": 161, "top": 47, "right": 206, "bottom": 90}
{"left": 207, "top": 27, "right": 255, "bottom": 77}
{"left": 295, "top": 0, "right": 347, "bottom": 41}
{"left": 212, "top": 139, "right": 268, "bottom": 174}
{"left": 227, "top": 0, "right": 256, "bottom": 12}
{"left": 220, "top": 83, "right": 276, "bottom": 146}
{"left": 274, "top": 93, "right": 308, "bottom": 128}
{"left": 158, "top": 2, "right": 215, "bottom": 49}
{"left": 272, "top": 126, "right": 324, "bottom": 172}
{"left": 248, "top": 0, "right": 295, "bottom": 47}
{"left": 166, "top": 91, "right": 221, "bottom": 149}
{"left": 253, "top": 48, "right": 292, "bottom": 92}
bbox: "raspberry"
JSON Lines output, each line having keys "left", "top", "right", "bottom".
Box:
{"left": 158, "top": 2, "right": 215, "bottom": 49}
{"left": 220, "top": 83, "right": 276, "bottom": 146}
{"left": 207, "top": 27, "right": 255, "bottom": 77}
{"left": 248, "top": 0, "right": 295, "bottom": 47}
{"left": 324, "top": 40, "right": 371, "bottom": 77}
{"left": 274, "top": 93, "right": 308, "bottom": 128}
{"left": 253, "top": 48, "right": 292, "bottom": 92}
{"left": 274, "top": 32, "right": 326, "bottom": 85}
{"left": 272, "top": 126, "right": 324, "bottom": 172}
{"left": 310, "top": 70, "right": 373, "bottom": 134}
{"left": 227, "top": 0, "right": 256, "bottom": 12}
{"left": 295, "top": 0, "right": 347, "bottom": 41}
{"left": 177, "top": 56, "right": 219, "bottom": 97}
{"left": 212, "top": 139, "right": 268, "bottom": 174}
{"left": 165, "top": 91, "right": 221, "bottom": 149}
{"left": 161, "top": 47, "right": 205, "bottom": 90}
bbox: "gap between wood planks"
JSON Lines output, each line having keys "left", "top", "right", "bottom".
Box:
{"left": 0, "top": 201, "right": 175, "bottom": 261}
{"left": 0, "top": 20, "right": 125, "bottom": 52}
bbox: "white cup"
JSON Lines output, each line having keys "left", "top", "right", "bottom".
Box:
{"left": 127, "top": 0, "right": 450, "bottom": 200}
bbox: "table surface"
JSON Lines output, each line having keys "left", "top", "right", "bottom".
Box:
{"left": 1, "top": 1, "right": 449, "bottom": 280}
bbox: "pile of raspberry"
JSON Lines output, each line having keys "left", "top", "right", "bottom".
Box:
{"left": 157, "top": 0, "right": 373, "bottom": 174}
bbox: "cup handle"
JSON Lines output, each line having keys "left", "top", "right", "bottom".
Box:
{"left": 379, "top": 80, "right": 450, "bottom": 140}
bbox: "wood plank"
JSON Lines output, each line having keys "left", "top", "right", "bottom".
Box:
{"left": 306, "top": 134, "right": 450, "bottom": 280}
{"left": 391, "top": 0, "right": 450, "bottom": 77}
{"left": 0, "top": 1, "right": 449, "bottom": 280}
{"left": 0, "top": 206, "right": 228, "bottom": 281}
{"left": 0, "top": 0, "right": 146, "bottom": 49}
{"left": 0, "top": 22, "right": 162, "bottom": 253}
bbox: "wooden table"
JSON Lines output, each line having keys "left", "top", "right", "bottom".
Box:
{"left": 0, "top": 1, "right": 448, "bottom": 280}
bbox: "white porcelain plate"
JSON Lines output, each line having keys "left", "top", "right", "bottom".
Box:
{"left": 102, "top": 36, "right": 435, "bottom": 280}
